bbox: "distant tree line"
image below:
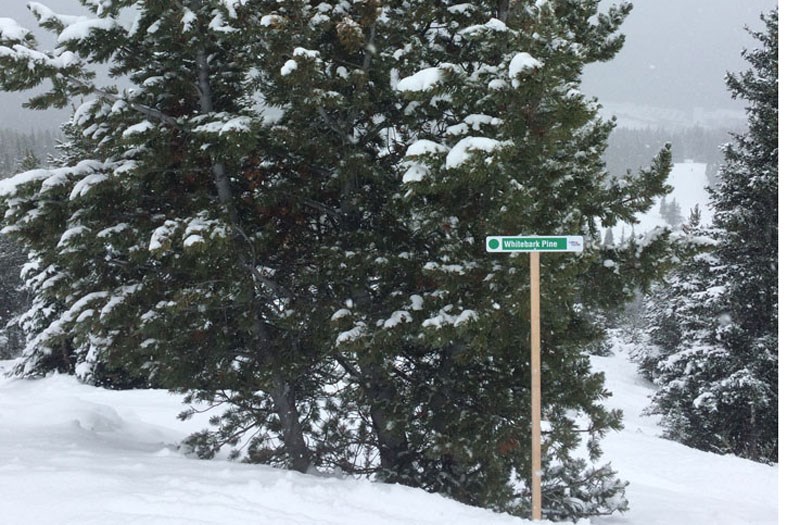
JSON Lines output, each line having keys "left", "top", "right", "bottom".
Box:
{"left": 604, "top": 125, "right": 740, "bottom": 189}
{"left": 0, "top": 128, "right": 59, "bottom": 178}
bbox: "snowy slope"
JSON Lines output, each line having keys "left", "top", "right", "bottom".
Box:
{"left": 0, "top": 335, "right": 778, "bottom": 525}
{"left": 588, "top": 332, "right": 778, "bottom": 525}
{"left": 0, "top": 365, "right": 534, "bottom": 525}
{"left": 617, "top": 162, "right": 713, "bottom": 236}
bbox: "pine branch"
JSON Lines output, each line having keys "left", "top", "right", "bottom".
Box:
{"left": 316, "top": 106, "right": 350, "bottom": 143}
{"left": 64, "top": 76, "right": 179, "bottom": 127}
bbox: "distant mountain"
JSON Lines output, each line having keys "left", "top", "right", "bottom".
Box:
{"left": 597, "top": 102, "right": 746, "bottom": 131}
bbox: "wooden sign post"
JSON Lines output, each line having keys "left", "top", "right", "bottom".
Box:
{"left": 530, "top": 251, "right": 542, "bottom": 520}
{"left": 486, "top": 236, "right": 584, "bottom": 521}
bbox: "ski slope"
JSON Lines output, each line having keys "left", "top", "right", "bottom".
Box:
{"left": 0, "top": 333, "right": 778, "bottom": 525}
{"left": 618, "top": 162, "right": 713, "bottom": 236}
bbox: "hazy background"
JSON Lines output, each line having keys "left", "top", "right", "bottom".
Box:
{"left": 583, "top": 0, "right": 777, "bottom": 128}
{"left": 0, "top": 0, "right": 779, "bottom": 131}
{"left": 584, "top": 0, "right": 776, "bottom": 110}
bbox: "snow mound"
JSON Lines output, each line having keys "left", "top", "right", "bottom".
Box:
{"left": 0, "top": 363, "right": 539, "bottom": 524}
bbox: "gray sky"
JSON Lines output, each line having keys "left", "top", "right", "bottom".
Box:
{"left": 0, "top": 0, "right": 779, "bottom": 131}
{"left": 583, "top": 0, "right": 777, "bottom": 114}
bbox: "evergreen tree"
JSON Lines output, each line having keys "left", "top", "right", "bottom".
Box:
{"left": 0, "top": 0, "right": 318, "bottom": 471}
{"left": 636, "top": 212, "right": 716, "bottom": 381}
{"left": 0, "top": 147, "right": 44, "bottom": 359}
{"left": 0, "top": 233, "right": 27, "bottom": 358}
{"left": 642, "top": 10, "right": 777, "bottom": 463}
{"left": 16, "top": 150, "right": 41, "bottom": 172}
{"left": 659, "top": 197, "right": 682, "bottom": 228}
{"left": 252, "top": 0, "right": 672, "bottom": 519}
{"left": 375, "top": 2, "right": 673, "bottom": 518}
{"left": 0, "top": 129, "right": 59, "bottom": 177}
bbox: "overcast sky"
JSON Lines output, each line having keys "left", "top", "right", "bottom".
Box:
{"left": 0, "top": 0, "right": 779, "bottom": 131}
{"left": 583, "top": 0, "right": 777, "bottom": 113}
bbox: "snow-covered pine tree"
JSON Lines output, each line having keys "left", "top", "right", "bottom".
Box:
{"left": 659, "top": 198, "right": 682, "bottom": 228}
{"left": 646, "top": 10, "right": 778, "bottom": 463}
{"left": 636, "top": 210, "right": 719, "bottom": 378}
{"left": 0, "top": 0, "right": 320, "bottom": 471}
{"left": 0, "top": 232, "right": 27, "bottom": 358}
{"left": 0, "top": 150, "right": 41, "bottom": 359}
{"left": 193, "top": 0, "right": 674, "bottom": 518}
{"left": 241, "top": 0, "right": 671, "bottom": 519}
{"left": 233, "top": 0, "right": 427, "bottom": 475}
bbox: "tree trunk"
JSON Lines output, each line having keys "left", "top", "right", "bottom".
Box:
{"left": 349, "top": 356, "right": 414, "bottom": 483}
{"left": 197, "top": 45, "right": 311, "bottom": 473}
{"left": 269, "top": 373, "right": 313, "bottom": 473}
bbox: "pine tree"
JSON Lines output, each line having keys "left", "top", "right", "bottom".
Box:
{"left": 374, "top": 2, "right": 674, "bottom": 518}
{"left": 0, "top": 233, "right": 27, "bottom": 358}
{"left": 643, "top": 10, "right": 777, "bottom": 463}
{"left": 0, "top": 148, "right": 41, "bottom": 359}
{"left": 659, "top": 197, "right": 682, "bottom": 228}
{"left": 636, "top": 212, "right": 717, "bottom": 377}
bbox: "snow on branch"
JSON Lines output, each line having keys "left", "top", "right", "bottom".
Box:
{"left": 0, "top": 17, "right": 32, "bottom": 42}
{"left": 445, "top": 137, "right": 503, "bottom": 169}
{"left": 57, "top": 17, "right": 119, "bottom": 44}
{"left": 396, "top": 67, "right": 443, "bottom": 92}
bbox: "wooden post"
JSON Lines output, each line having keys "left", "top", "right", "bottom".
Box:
{"left": 530, "top": 251, "right": 542, "bottom": 521}
{"left": 485, "top": 235, "right": 583, "bottom": 519}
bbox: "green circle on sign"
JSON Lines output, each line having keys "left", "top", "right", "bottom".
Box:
{"left": 488, "top": 238, "right": 500, "bottom": 250}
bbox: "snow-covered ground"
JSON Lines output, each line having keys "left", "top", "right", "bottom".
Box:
{"left": 589, "top": 333, "right": 778, "bottom": 525}
{"left": 0, "top": 333, "right": 778, "bottom": 525}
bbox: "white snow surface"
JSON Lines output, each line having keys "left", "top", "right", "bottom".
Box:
{"left": 460, "top": 18, "right": 509, "bottom": 36}
{"left": 445, "top": 137, "right": 502, "bottom": 169}
{"left": 0, "top": 330, "right": 778, "bottom": 524}
{"left": 0, "top": 168, "right": 50, "bottom": 197}
{"left": 508, "top": 52, "right": 542, "bottom": 79}
{"left": 405, "top": 139, "right": 448, "bottom": 157}
{"left": 57, "top": 17, "right": 118, "bottom": 44}
{"left": 589, "top": 332, "right": 778, "bottom": 525}
{"left": 28, "top": 2, "right": 85, "bottom": 28}
{"left": 122, "top": 120, "right": 155, "bottom": 138}
{"left": 281, "top": 59, "right": 298, "bottom": 76}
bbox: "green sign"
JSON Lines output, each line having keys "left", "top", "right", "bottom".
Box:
{"left": 486, "top": 236, "right": 584, "bottom": 253}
